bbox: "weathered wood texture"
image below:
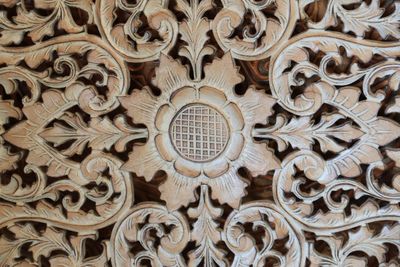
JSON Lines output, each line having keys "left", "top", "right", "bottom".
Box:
{"left": 0, "top": 0, "right": 400, "bottom": 266}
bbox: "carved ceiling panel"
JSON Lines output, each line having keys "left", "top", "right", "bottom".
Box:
{"left": 0, "top": 0, "right": 400, "bottom": 266}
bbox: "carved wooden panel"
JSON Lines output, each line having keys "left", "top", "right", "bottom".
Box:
{"left": 0, "top": 0, "right": 400, "bottom": 266}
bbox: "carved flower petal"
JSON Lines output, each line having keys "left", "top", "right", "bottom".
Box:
{"left": 155, "top": 104, "right": 175, "bottom": 132}
{"left": 242, "top": 142, "right": 280, "bottom": 176}
{"left": 208, "top": 172, "right": 247, "bottom": 208}
{"left": 155, "top": 133, "right": 177, "bottom": 162}
{"left": 121, "top": 142, "right": 164, "bottom": 182}
{"left": 199, "top": 86, "right": 227, "bottom": 107}
{"left": 171, "top": 87, "right": 197, "bottom": 110}
{"left": 239, "top": 87, "right": 276, "bottom": 125}
{"left": 174, "top": 157, "right": 201, "bottom": 177}
{"left": 202, "top": 53, "right": 243, "bottom": 97}
{"left": 119, "top": 88, "right": 158, "bottom": 126}
{"left": 224, "top": 103, "right": 244, "bottom": 131}
{"left": 159, "top": 172, "right": 199, "bottom": 210}
{"left": 225, "top": 132, "right": 244, "bottom": 161}
{"left": 203, "top": 157, "right": 229, "bottom": 178}
{"left": 153, "top": 54, "right": 191, "bottom": 97}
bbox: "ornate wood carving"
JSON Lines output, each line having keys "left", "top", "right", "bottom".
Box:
{"left": 0, "top": 0, "right": 399, "bottom": 266}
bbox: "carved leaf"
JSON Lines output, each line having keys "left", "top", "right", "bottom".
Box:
{"left": 324, "top": 87, "right": 400, "bottom": 177}
{"left": 26, "top": 228, "right": 70, "bottom": 261}
{"left": 308, "top": 0, "right": 400, "bottom": 38}
{"left": 340, "top": 1, "right": 400, "bottom": 38}
{"left": 176, "top": 0, "right": 214, "bottom": 80}
{"left": 311, "top": 224, "right": 400, "bottom": 266}
{"left": 0, "top": 144, "right": 19, "bottom": 173}
{"left": 188, "top": 186, "right": 227, "bottom": 267}
{"left": 3, "top": 90, "right": 79, "bottom": 178}
{"left": 258, "top": 114, "right": 363, "bottom": 152}
{"left": 0, "top": 0, "right": 93, "bottom": 44}
{"left": 0, "top": 224, "right": 70, "bottom": 264}
{"left": 0, "top": 232, "right": 21, "bottom": 266}
{"left": 0, "top": 100, "right": 21, "bottom": 132}
{"left": 0, "top": 223, "right": 107, "bottom": 266}
{"left": 39, "top": 113, "right": 147, "bottom": 156}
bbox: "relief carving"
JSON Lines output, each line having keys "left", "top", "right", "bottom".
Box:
{"left": 0, "top": 0, "right": 399, "bottom": 266}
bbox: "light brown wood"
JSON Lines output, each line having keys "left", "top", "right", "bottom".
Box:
{"left": 0, "top": 0, "right": 400, "bottom": 266}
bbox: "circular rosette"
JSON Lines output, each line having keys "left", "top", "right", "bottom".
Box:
{"left": 120, "top": 53, "right": 280, "bottom": 210}
{"left": 155, "top": 86, "right": 245, "bottom": 179}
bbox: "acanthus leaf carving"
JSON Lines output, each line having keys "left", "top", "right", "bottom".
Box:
{"left": 305, "top": 0, "right": 400, "bottom": 39}
{"left": 0, "top": 223, "right": 108, "bottom": 266}
{"left": 310, "top": 224, "right": 400, "bottom": 266}
{"left": 188, "top": 185, "right": 227, "bottom": 267}
{"left": 0, "top": 0, "right": 94, "bottom": 45}
{"left": 176, "top": 0, "right": 215, "bottom": 81}
{"left": 39, "top": 113, "right": 147, "bottom": 156}
{"left": 254, "top": 113, "right": 364, "bottom": 153}
{"left": 0, "top": 99, "right": 21, "bottom": 173}
{"left": 4, "top": 90, "right": 81, "bottom": 180}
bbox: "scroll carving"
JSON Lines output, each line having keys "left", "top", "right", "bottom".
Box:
{"left": 212, "top": 0, "right": 298, "bottom": 60}
{"left": 224, "top": 202, "right": 305, "bottom": 267}
{"left": 96, "top": 0, "right": 178, "bottom": 62}
{"left": 111, "top": 203, "right": 190, "bottom": 266}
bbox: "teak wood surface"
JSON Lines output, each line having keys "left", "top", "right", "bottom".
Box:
{"left": 0, "top": 0, "right": 400, "bottom": 266}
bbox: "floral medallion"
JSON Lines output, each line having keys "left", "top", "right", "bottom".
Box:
{"left": 120, "top": 53, "right": 278, "bottom": 210}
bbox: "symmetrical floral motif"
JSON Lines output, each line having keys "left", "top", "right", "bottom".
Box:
{"left": 119, "top": 52, "right": 278, "bottom": 210}
{"left": 0, "top": 0, "right": 400, "bottom": 266}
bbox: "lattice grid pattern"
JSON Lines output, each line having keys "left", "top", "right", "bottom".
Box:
{"left": 170, "top": 104, "right": 229, "bottom": 162}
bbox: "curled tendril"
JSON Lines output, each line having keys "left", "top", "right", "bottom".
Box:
{"left": 98, "top": 0, "right": 178, "bottom": 62}
{"left": 213, "top": 0, "right": 297, "bottom": 60}
{"left": 224, "top": 202, "right": 305, "bottom": 267}
{"left": 41, "top": 56, "right": 80, "bottom": 88}
{"left": 112, "top": 204, "right": 189, "bottom": 267}
{"left": 274, "top": 151, "right": 400, "bottom": 233}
